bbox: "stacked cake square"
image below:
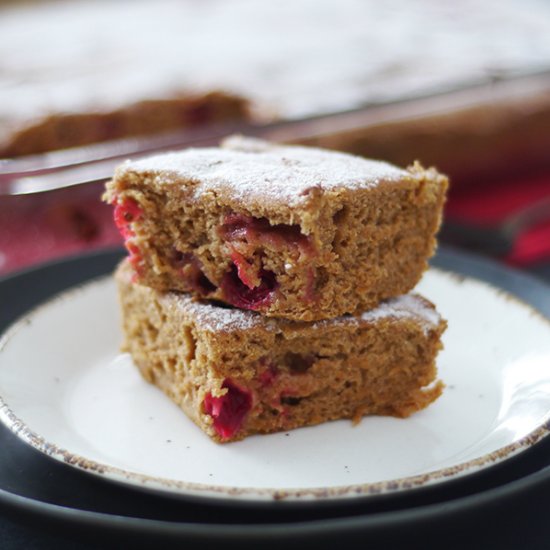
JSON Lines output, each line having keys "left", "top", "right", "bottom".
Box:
{"left": 105, "top": 136, "right": 448, "bottom": 443}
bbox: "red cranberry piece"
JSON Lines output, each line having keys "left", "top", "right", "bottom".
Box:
{"left": 221, "top": 265, "right": 277, "bottom": 310}
{"left": 184, "top": 102, "right": 213, "bottom": 125}
{"left": 220, "top": 213, "right": 254, "bottom": 241}
{"left": 203, "top": 380, "right": 252, "bottom": 441}
{"left": 113, "top": 197, "right": 144, "bottom": 276}
{"left": 230, "top": 249, "right": 261, "bottom": 289}
{"left": 113, "top": 197, "right": 142, "bottom": 240}
{"left": 220, "top": 213, "right": 312, "bottom": 254}
{"left": 100, "top": 114, "right": 124, "bottom": 140}
{"left": 257, "top": 223, "right": 310, "bottom": 251}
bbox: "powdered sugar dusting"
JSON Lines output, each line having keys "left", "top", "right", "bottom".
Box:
{"left": 310, "top": 294, "right": 441, "bottom": 334}
{"left": 360, "top": 294, "right": 441, "bottom": 333}
{"left": 162, "top": 291, "right": 440, "bottom": 334}
{"left": 162, "top": 294, "right": 276, "bottom": 333}
{"left": 119, "top": 137, "right": 407, "bottom": 206}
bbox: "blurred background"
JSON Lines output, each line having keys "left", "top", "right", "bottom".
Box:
{"left": 1, "top": 0, "right": 549, "bottom": 278}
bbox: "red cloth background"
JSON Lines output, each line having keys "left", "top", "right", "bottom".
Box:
{"left": 446, "top": 170, "right": 550, "bottom": 266}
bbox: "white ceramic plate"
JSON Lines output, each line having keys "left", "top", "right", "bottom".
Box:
{"left": 1, "top": 268, "right": 550, "bottom": 502}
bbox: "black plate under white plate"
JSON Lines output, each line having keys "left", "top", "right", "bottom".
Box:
{"left": 1, "top": 247, "right": 550, "bottom": 549}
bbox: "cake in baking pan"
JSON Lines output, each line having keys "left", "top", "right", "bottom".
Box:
{"left": 2, "top": 0, "right": 550, "bottom": 158}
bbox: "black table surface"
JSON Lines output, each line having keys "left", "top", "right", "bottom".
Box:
{"left": 1, "top": 247, "right": 550, "bottom": 550}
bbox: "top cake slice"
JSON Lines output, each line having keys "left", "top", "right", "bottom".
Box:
{"left": 104, "top": 136, "right": 448, "bottom": 321}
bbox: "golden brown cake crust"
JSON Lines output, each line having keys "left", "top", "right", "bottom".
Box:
{"left": 115, "top": 260, "right": 446, "bottom": 443}
{"left": 104, "top": 137, "right": 448, "bottom": 321}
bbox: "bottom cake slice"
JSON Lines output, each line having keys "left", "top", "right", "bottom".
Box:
{"left": 116, "top": 260, "right": 446, "bottom": 443}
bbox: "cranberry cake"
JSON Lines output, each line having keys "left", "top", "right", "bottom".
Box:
{"left": 116, "top": 260, "right": 446, "bottom": 443}
{"left": 104, "top": 136, "right": 448, "bottom": 321}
